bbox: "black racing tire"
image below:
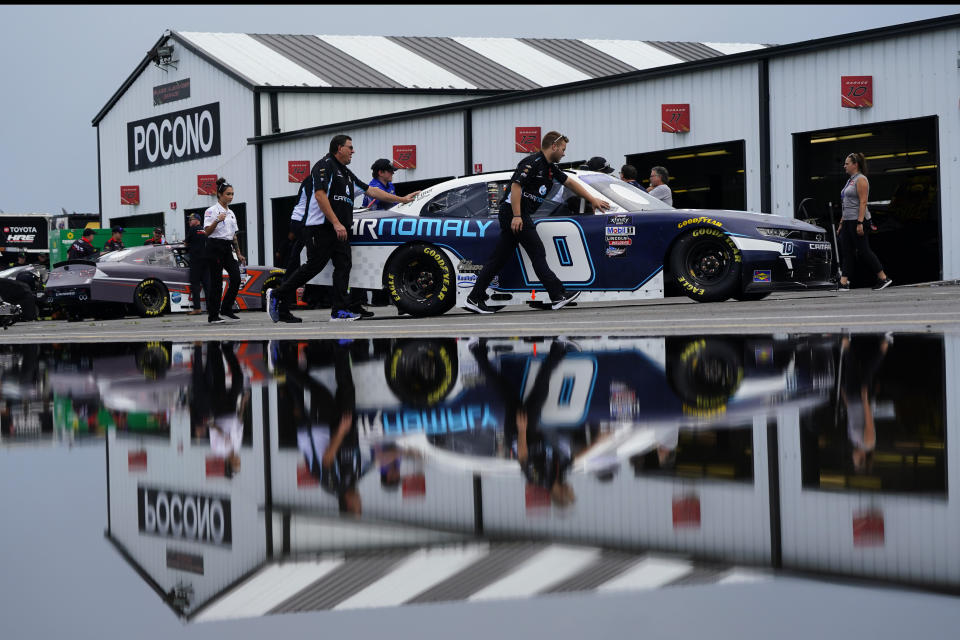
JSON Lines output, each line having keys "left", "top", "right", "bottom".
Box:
{"left": 383, "top": 243, "right": 455, "bottom": 317}
{"left": 260, "top": 274, "right": 283, "bottom": 311}
{"left": 732, "top": 291, "right": 771, "bottom": 301}
{"left": 668, "top": 228, "right": 742, "bottom": 303}
{"left": 385, "top": 339, "right": 458, "bottom": 407}
{"left": 132, "top": 278, "right": 169, "bottom": 317}
{"left": 666, "top": 338, "right": 744, "bottom": 414}
{"left": 136, "top": 342, "right": 171, "bottom": 380}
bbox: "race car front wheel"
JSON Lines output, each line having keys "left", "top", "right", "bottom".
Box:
{"left": 384, "top": 244, "right": 456, "bottom": 317}
{"left": 669, "top": 229, "right": 742, "bottom": 302}
{"left": 385, "top": 339, "right": 458, "bottom": 407}
{"left": 132, "top": 278, "right": 169, "bottom": 317}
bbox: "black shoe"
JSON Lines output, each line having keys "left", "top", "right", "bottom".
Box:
{"left": 551, "top": 290, "right": 581, "bottom": 310}
{"left": 464, "top": 297, "right": 496, "bottom": 314}
{"left": 872, "top": 278, "right": 893, "bottom": 290}
{"left": 838, "top": 282, "right": 851, "bottom": 292}
{"left": 222, "top": 312, "right": 240, "bottom": 320}
{"left": 349, "top": 305, "right": 375, "bottom": 319}
{"left": 279, "top": 312, "right": 303, "bottom": 323}
{"left": 208, "top": 317, "right": 226, "bottom": 324}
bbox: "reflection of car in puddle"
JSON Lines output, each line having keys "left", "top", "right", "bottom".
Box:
{"left": 308, "top": 335, "right": 836, "bottom": 473}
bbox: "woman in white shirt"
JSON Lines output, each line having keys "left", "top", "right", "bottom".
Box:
{"left": 203, "top": 177, "right": 245, "bottom": 323}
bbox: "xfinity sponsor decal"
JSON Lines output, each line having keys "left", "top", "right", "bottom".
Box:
{"left": 0, "top": 218, "right": 47, "bottom": 250}
{"left": 353, "top": 217, "right": 495, "bottom": 240}
{"left": 127, "top": 102, "right": 221, "bottom": 172}
{"left": 753, "top": 270, "right": 772, "bottom": 283}
{"left": 138, "top": 486, "right": 231, "bottom": 546}
{"left": 809, "top": 242, "right": 832, "bottom": 251}
{"left": 608, "top": 214, "right": 632, "bottom": 225}
{"left": 605, "top": 226, "right": 635, "bottom": 236}
{"left": 677, "top": 216, "right": 722, "bottom": 229}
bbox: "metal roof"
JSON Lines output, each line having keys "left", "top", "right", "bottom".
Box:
{"left": 172, "top": 32, "right": 770, "bottom": 90}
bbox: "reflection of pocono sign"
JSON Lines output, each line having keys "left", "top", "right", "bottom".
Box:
{"left": 137, "top": 486, "right": 232, "bottom": 546}
{"left": 127, "top": 103, "right": 221, "bottom": 171}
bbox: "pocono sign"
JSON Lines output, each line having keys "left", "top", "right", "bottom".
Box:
{"left": 137, "top": 486, "right": 232, "bottom": 546}
{"left": 127, "top": 103, "right": 221, "bottom": 172}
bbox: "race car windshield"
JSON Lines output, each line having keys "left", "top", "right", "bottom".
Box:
{"left": 97, "top": 248, "right": 139, "bottom": 263}
{"left": 579, "top": 174, "right": 674, "bottom": 211}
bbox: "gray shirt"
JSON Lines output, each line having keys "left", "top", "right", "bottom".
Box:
{"left": 648, "top": 184, "right": 673, "bottom": 206}
{"left": 841, "top": 173, "right": 870, "bottom": 221}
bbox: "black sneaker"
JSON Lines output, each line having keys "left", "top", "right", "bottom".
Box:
{"left": 208, "top": 317, "right": 226, "bottom": 324}
{"left": 551, "top": 290, "right": 581, "bottom": 310}
{"left": 349, "top": 305, "right": 375, "bottom": 319}
{"left": 279, "top": 312, "right": 303, "bottom": 323}
{"left": 872, "top": 278, "right": 893, "bottom": 290}
{"left": 463, "top": 297, "right": 496, "bottom": 314}
{"left": 222, "top": 311, "right": 240, "bottom": 320}
{"left": 838, "top": 282, "right": 851, "bottom": 292}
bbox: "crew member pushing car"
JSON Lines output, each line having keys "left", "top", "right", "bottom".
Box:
{"left": 267, "top": 134, "right": 414, "bottom": 323}
{"left": 67, "top": 229, "right": 99, "bottom": 261}
{"left": 464, "top": 131, "right": 610, "bottom": 314}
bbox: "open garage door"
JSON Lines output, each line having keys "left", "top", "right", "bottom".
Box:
{"left": 626, "top": 140, "right": 746, "bottom": 210}
{"left": 793, "top": 116, "right": 941, "bottom": 285}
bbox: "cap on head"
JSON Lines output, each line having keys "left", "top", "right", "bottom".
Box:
{"left": 189, "top": 213, "right": 202, "bottom": 222}
{"left": 111, "top": 225, "right": 123, "bottom": 234}
{"left": 82, "top": 228, "right": 96, "bottom": 238}
{"left": 584, "top": 156, "right": 614, "bottom": 174}
{"left": 154, "top": 227, "right": 163, "bottom": 234}
{"left": 371, "top": 158, "right": 399, "bottom": 173}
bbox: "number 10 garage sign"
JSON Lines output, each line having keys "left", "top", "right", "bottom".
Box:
{"left": 126, "top": 102, "right": 221, "bottom": 171}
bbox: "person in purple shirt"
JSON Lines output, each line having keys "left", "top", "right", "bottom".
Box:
{"left": 362, "top": 158, "right": 400, "bottom": 210}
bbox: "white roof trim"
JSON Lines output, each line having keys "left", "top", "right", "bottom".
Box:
{"left": 703, "top": 42, "right": 768, "bottom": 55}
{"left": 581, "top": 39, "right": 684, "bottom": 70}
{"left": 178, "top": 32, "right": 330, "bottom": 87}
{"left": 452, "top": 37, "right": 592, "bottom": 87}
{"left": 316, "top": 35, "right": 476, "bottom": 89}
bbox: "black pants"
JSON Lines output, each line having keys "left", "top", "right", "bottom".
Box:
{"left": 189, "top": 257, "right": 210, "bottom": 311}
{"left": 206, "top": 239, "right": 241, "bottom": 320}
{"left": 839, "top": 220, "right": 883, "bottom": 281}
{"left": 469, "top": 204, "right": 565, "bottom": 302}
{"left": 276, "top": 224, "right": 351, "bottom": 314}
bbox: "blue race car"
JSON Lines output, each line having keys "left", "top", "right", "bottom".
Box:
{"left": 331, "top": 169, "right": 834, "bottom": 317}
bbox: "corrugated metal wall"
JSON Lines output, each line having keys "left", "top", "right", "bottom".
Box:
{"left": 769, "top": 27, "right": 960, "bottom": 278}
{"left": 470, "top": 62, "right": 762, "bottom": 211}
{"left": 276, "top": 92, "right": 477, "bottom": 133}
{"left": 98, "top": 44, "right": 259, "bottom": 258}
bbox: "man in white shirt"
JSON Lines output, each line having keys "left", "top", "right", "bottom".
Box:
{"left": 647, "top": 165, "right": 673, "bottom": 206}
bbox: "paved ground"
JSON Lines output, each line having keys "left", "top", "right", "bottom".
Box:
{"left": 2, "top": 283, "right": 958, "bottom": 343}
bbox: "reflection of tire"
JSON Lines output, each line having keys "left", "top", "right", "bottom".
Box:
{"left": 384, "top": 244, "right": 455, "bottom": 317}
{"left": 667, "top": 338, "right": 744, "bottom": 411}
{"left": 260, "top": 274, "right": 282, "bottom": 311}
{"left": 385, "top": 339, "right": 458, "bottom": 407}
{"left": 132, "top": 278, "right": 169, "bottom": 317}
{"left": 732, "top": 291, "right": 771, "bottom": 301}
{"left": 136, "top": 342, "right": 171, "bottom": 380}
{"left": 668, "top": 229, "right": 742, "bottom": 302}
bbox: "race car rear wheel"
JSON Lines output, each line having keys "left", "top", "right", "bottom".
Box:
{"left": 132, "top": 278, "right": 169, "bottom": 317}
{"left": 384, "top": 244, "right": 456, "bottom": 317}
{"left": 669, "top": 229, "right": 742, "bottom": 302}
{"left": 666, "top": 338, "right": 744, "bottom": 414}
{"left": 385, "top": 339, "right": 458, "bottom": 407}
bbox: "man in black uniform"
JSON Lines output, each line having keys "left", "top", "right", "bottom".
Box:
{"left": 267, "top": 134, "right": 414, "bottom": 323}
{"left": 103, "top": 226, "right": 124, "bottom": 252}
{"left": 184, "top": 214, "right": 209, "bottom": 315}
{"left": 67, "top": 229, "right": 99, "bottom": 261}
{"left": 464, "top": 131, "right": 610, "bottom": 314}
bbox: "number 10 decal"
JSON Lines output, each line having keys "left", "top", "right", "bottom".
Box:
{"left": 518, "top": 219, "right": 595, "bottom": 285}
{"left": 523, "top": 357, "right": 597, "bottom": 428}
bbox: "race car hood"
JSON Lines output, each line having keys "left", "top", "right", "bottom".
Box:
{"left": 674, "top": 209, "right": 826, "bottom": 232}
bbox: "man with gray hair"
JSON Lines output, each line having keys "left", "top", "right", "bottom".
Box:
{"left": 647, "top": 166, "right": 673, "bottom": 206}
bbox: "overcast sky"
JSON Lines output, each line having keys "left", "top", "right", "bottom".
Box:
{"left": 0, "top": 4, "right": 957, "bottom": 214}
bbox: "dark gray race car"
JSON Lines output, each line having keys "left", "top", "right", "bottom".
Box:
{"left": 45, "top": 244, "right": 284, "bottom": 319}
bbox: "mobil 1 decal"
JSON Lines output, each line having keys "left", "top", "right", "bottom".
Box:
{"left": 138, "top": 486, "right": 232, "bottom": 546}
{"left": 127, "top": 102, "right": 221, "bottom": 172}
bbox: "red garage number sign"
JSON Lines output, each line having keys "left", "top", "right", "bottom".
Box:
{"left": 841, "top": 76, "right": 873, "bottom": 108}
{"left": 662, "top": 104, "right": 690, "bottom": 133}
{"left": 288, "top": 161, "right": 310, "bottom": 183}
{"left": 197, "top": 174, "right": 217, "bottom": 195}
{"left": 120, "top": 185, "right": 140, "bottom": 205}
{"left": 515, "top": 126, "right": 541, "bottom": 153}
{"left": 393, "top": 145, "right": 417, "bottom": 169}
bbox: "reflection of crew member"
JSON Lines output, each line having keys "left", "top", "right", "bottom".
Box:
{"left": 840, "top": 334, "right": 891, "bottom": 473}
{"left": 192, "top": 342, "right": 247, "bottom": 477}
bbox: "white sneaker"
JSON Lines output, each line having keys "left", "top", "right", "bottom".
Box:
{"left": 551, "top": 291, "right": 581, "bottom": 310}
